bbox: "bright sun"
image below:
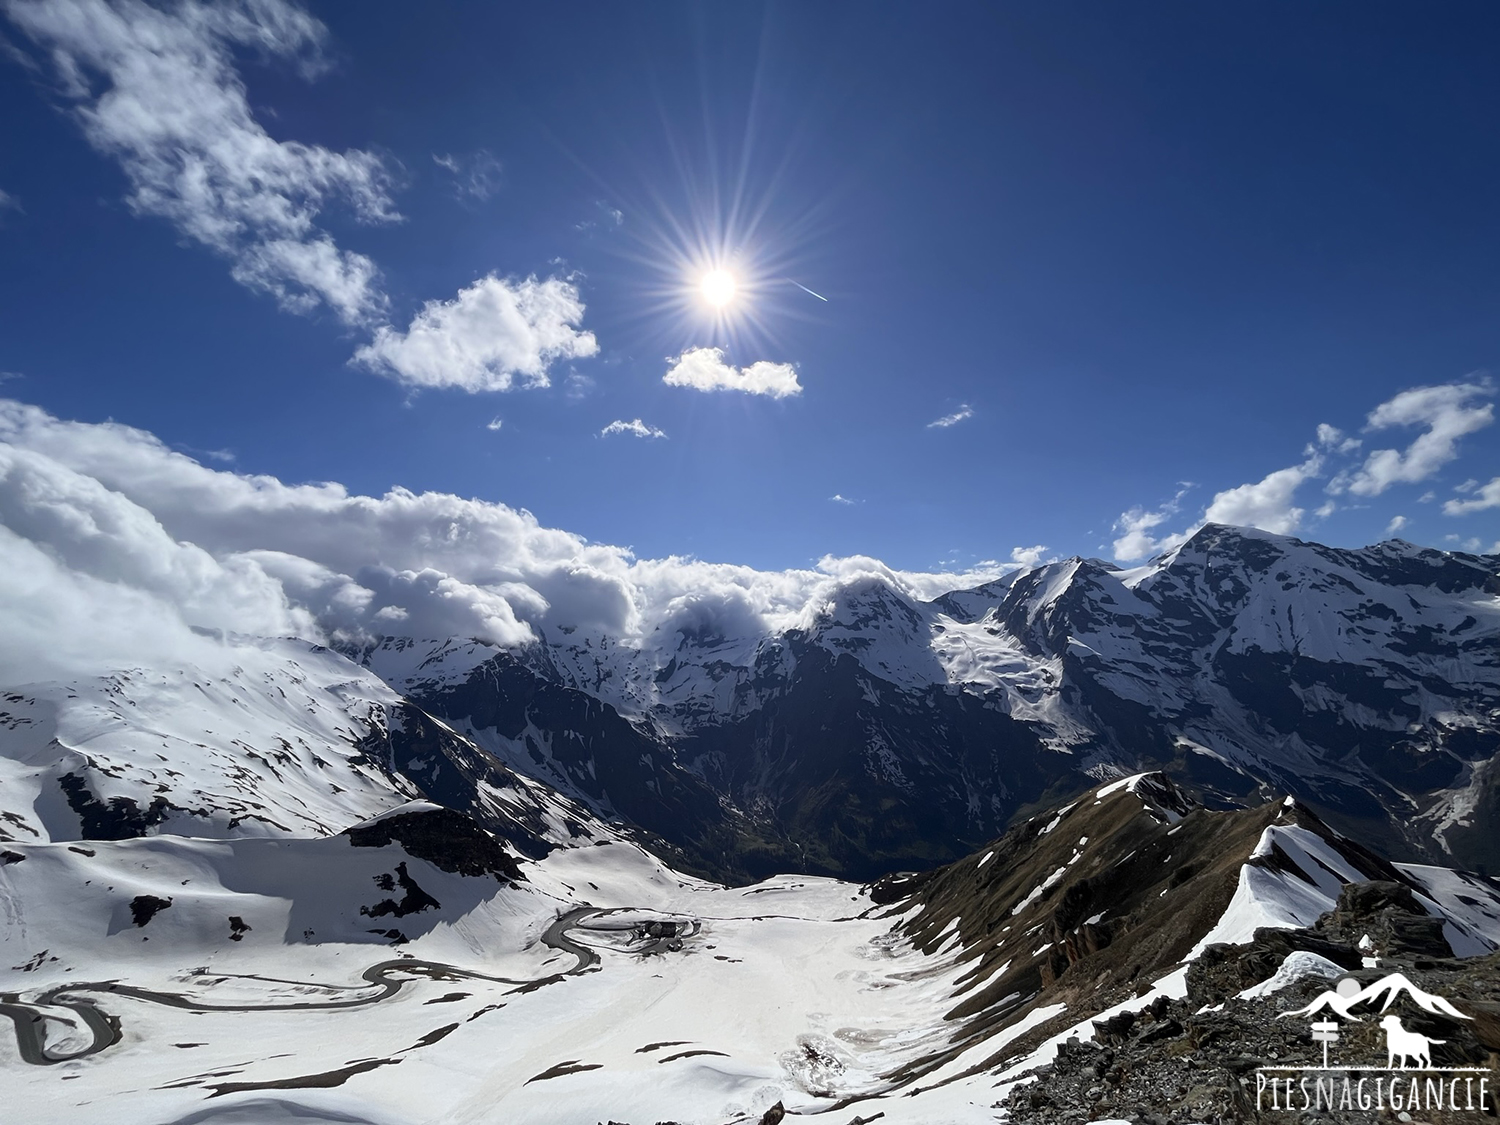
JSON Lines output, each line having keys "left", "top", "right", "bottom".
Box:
{"left": 700, "top": 268, "right": 737, "bottom": 308}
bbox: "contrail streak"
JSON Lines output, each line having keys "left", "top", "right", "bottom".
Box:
{"left": 784, "top": 278, "right": 828, "bottom": 302}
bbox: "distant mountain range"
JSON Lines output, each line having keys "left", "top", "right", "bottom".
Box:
{"left": 346, "top": 524, "right": 1500, "bottom": 880}
{"left": 4, "top": 524, "right": 1496, "bottom": 883}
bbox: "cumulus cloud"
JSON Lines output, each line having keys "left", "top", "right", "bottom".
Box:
{"left": 1385, "top": 514, "right": 1409, "bottom": 536}
{"left": 663, "top": 347, "right": 801, "bottom": 398}
{"left": 600, "top": 419, "right": 665, "bottom": 440}
{"left": 1202, "top": 453, "right": 1321, "bottom": 535}
{"left": 1336, "top": 381, "right": 1494, "bottom": 496}
{"left": 1444, "top": 476, "right": 1500, "bottom": 515}
{"left": 927, "top": 405, "right": 974, "bottom": 429}
{"left": 1009, "top": 544, "right": 1049, "bottom": 569}
{"left": 353, "top": 275, "right": 598, "bottom": 392}
{"left": 1112, "top": 450, "right": 1323, "bottom": 563}
{"left": 1112, "top": 505, "right": 1190, "bottom": 563}
{"left": 4, "top": 0, "right": 399, "bottom": 326}
{"left": 432, "top": 150, "right": 503, "bottom": 203}
{"left": 485, "top": 416, "right": 503, "bottom": 432}
{"left": 829, "top": 494, "right": 857, "bottom": 505}
{"left": 0, "top": 399, "right": 1010, "bottom": 682}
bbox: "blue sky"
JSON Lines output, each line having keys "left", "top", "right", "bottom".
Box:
{"left": 2, "top": 0, "right": 1499, "bottom": 577}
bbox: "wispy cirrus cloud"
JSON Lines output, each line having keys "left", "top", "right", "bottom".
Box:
{"left": 600, "top": 418, "right": 666, "bottom": 439}
{"left": 432, "top": 150, "right": 503, "bottom": 203}
{"left": 3, "top": 0, "right": 400, "bottom": 326}
{"left": 1444, "top": 476, "right": 1500, "bottom": 515}
{"left": 663, "top": 347, "right": 801, "bottom": 398}
{"left": 926, "top": 404, "right": 974, "bottom": 429}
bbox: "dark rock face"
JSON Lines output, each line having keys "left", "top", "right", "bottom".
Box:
{"left": 359, "top": 861, "right": 440, "bottom": 919}
{"left": 127, "top": 894, "right": 171, "bottom": 926}
{"left": 355, "top": 702, "right": 562, "bottom": 861}
{"left": 59, "top": 772, "right": 174, "bottom": 840}
{"left": 1317, "top": 879, "right": 1456, "bottom": 960}
{"left": 343, "top": 807, "right": 524, "bottom": 883}
{"left": 673, "top": 641, "right": 1069, "bottom": 881}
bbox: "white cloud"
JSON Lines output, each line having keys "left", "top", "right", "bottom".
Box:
{"left": 1316, "top": 423, "right": 1361, "bottom": 454}
{"left": 663, "top": 347, "right": 801, "bottom": 399}
{"left": 4, "top": 0, "right": 399, "bottom": 326}
{"left": 0, "top": 188, "right": 18, "bottom": 212}
{"left": 1112, "top": 504, "right": 1190, "bottom": 563}
{"left": 1111, "top": 486, "right": 1193, "bottom": 562}
{"left": 1112, "top": 450, "right": 1324, "bottom": 563}
{"left": 485, "top": 417, "right": 503, "bottom": 432}
{"left": 1444, "top": 476, "right": 1500, "bottom": 515}
{"left": 927, "top": 405, "right": 974, "bottom": 429}
{"left": 1418, "top": 490, "right": 1436, "bottom": 503}
{"left": 1202, "top": 453, "right": 1321, "bottom": 536}
{"left": 433, "top": 150, "right": 503, "bottom": 203}
{"left": 1338, "top": 381, "right": 1494, "bottom": 496}
{"left": 1455, "top": 478, "right": 1480, "bottom": 493}
{"left": 353, "top": 274, "right": 598, "bottom": 392}
{"left": 1449, "top": 534, "right": 1500, "bottom": 554}
{"left": 600, "top": 419, "right": 666, "bottom": 440}
{"left": 829, "top": 493, "right": 857, "bottom": 505}
{"left": 1009, "top": 544, "right": 1049, "bottom": 569}
{"left": 0, "top": 441, "right": 316, "bottom": 684}
{"left": 0, "top": 399, "right": 1012, "bottom": 682}
{"left": 1385, "top": 514, "right": 1409, "bottom": 536}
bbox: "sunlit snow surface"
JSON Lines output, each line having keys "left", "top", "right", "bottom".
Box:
{"left": 1, "top": 835, "right": 1005, "bottom": 1125}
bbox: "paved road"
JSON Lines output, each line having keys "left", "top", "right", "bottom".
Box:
{"left": 1, "top": 905, "right": 633, "bottom": 1065}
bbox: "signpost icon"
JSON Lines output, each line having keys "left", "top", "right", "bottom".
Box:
{"left": 1311, "top": 1019, "right": 1339, "bottom": 1067}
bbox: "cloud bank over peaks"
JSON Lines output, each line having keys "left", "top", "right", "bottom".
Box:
{"left": 353, "top": 275, "right": 598, "bottom": 392}
{"left": 0, "top": 399, "right": 1008, "bottom": 684}
{"left": 663, "top": 347, "right": 802, "bottom": 398}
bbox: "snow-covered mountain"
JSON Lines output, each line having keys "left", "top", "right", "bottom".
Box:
{"left": 0, "top": 637, "right": 628, "bottom": 863}
{"left": 343, "top": 525, "right": 1500, "bottom": 879}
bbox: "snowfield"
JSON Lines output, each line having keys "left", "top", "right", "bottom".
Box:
{"left": 1, "top": 829, "right": 1014, "bottom": 1125}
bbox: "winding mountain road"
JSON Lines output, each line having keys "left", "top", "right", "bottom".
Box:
{"left": 0, "top": 906, "right": 634, "bottom": 1065}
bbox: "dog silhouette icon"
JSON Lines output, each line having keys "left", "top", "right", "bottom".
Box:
{"left": 1380, "top": 1015, "right": 1446, "bottom": 1069}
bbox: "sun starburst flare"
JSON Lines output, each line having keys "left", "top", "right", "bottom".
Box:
{"left": 700, "top": 268, "right": 737, "bottom": 308}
